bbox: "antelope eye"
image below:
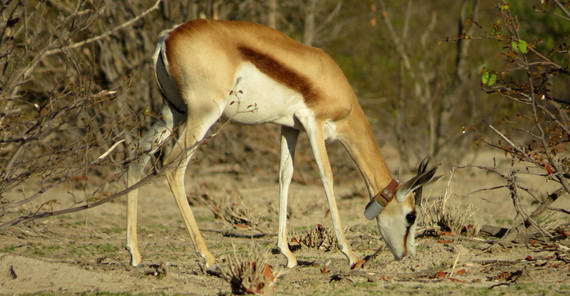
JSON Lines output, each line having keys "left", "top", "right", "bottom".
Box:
{"left": 406, "top": 212, "right": 416, "bottom": 225}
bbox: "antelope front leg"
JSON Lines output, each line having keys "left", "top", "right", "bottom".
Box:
{"left": 278, "top": 126, "right": 300, "bottom": 268}
{"left": 302, "top": 118, "right": 358, "bottom": 266}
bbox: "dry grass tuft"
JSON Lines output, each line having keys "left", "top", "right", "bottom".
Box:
{"left": 190, "top": 193, "right": 259, "bottom": 229}
{"left": 221, "top": 244, "right": 278, "bottom": 295}
{"left": 420, "top": 168, "right": 478, "bottom": 236}
{"left": 290, "top": 224, "right": 337, "bottom": 251}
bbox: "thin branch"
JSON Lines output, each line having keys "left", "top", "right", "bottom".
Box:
{"left": 553, "top": 0, "right": 570, "bottom": 20}
{"left": 19, "top": 0, "right": 161, "bottom": 81}
{"left": 482, "top": 119, "right": 520, "bottom": 151}
{"left": 378, "top": 0, "right": 413, "bottom": 72}
{"left": 0, "top": 171, "right": 157, "bottom": 230}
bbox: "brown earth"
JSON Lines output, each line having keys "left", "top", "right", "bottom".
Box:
{"left": 1, "top": 148, "right": 569, "bottom": 295}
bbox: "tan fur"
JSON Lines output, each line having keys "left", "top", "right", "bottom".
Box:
{"left": 165, "top": 19, "right": 396, "bottom": 195}
{"left": 381, "top": 194, "right": 416, "bottom": 217}
{"left": 165, "top": 20, "right": 353, "bottom": 119}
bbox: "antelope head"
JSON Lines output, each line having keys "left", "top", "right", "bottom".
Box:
{"left": 364, "top": 158, "right": 440, "bottom": 260}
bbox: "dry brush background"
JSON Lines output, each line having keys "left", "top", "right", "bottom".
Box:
{"left": 1, "top": 0, "right": 569, "bottom": 294}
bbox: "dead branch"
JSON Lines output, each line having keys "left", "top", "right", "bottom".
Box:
{"left": 200, "top": 228, "right": 276, "bottom": 238}
{"left": 0, "top": 171, "right": 156, "bottom": 231}
{"left": 19, "top": 0, "right": 161, "bottom": 84}
{"left": 497, "top": 187, "right": 567, "bottom": 244}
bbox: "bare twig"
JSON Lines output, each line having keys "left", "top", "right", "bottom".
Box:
{"left": 553, "top": 0, "right": 570, "bottom": 20}
{"left": 0, "top": 171, "right": 157, "bottom": 230}
{"left": 19, "top": 0, "right": 161, "bottom": 82}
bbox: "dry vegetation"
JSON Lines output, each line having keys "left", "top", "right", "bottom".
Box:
{"left": 1, "top": 0, "right": 569, "bottom": 295}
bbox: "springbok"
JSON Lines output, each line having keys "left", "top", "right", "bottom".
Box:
{"left": 125, "top": 19, "right": 439, "bottom": 269}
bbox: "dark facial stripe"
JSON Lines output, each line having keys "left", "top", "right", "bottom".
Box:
{"left": 403, "top": 227, "right": 409, "bottom": 257}
{"left": 237, "top": 46, "right": 318, "bottom": 103}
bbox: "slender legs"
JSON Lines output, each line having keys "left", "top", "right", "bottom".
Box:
{"left": 126, "top": 100, "right": 219, "bottom": 268}
{"left": 276, "top": 115, "right": 357, "bottom": 267}
{"left": 161, "top": 109, "right": 221, "bottom": 268}
{"left": 297, "top": 116, "right": 358, "bottom": 266}
{"left": 278, "top": 126, "right": 300, "bottom": 268}
{"left": 126, "top": 103, "right": 357, "bottom": 268}
{"left": 126, "top": 103, "right": 184, "bottom": 266}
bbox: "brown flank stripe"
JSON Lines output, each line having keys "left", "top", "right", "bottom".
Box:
{"left": 237, "top": 46, "right": 318, "bottom": 104}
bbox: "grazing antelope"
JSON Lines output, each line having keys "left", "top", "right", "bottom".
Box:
{"left": 125, "top": 19, "right": 439, "bottom": 269}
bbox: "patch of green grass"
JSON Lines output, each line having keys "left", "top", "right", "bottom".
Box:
{"left": 97, "top": 243, "right": 120, "bottom": 254}
{"left": 1, "top": 245, "right": 20, "bottom": 252}
{"left": 416, "top": 244, "right": 428, "bottom": 252}
{"left": 65, "top": 221, "right": 86, "bottom": 228}
{"left": 24, "top": 242, "right": 61, "bottom": 256}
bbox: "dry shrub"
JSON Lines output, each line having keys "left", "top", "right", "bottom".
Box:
{"left": 536, "top": 211, "right": 565, "bottom": 235}
{"left": 421, "top": 169, "right": 478, "bottom": 236}
{"left": 223, "top": 201, "right": 259, "bottom": 229}
{"left": 221, "top": 245, "right": 278, "bottom": 295}
{"left": 190, "top": 192, "right": 259, "bottom": 229}
{"left": 290, "top": 224, "right": 337, "bottom": 251}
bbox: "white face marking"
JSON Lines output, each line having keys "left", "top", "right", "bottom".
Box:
{"left": 375, "top": 198, "right": 416, "bottom": 260}
{"left": 222, "top": 62, "right": 305, "bottom": 127}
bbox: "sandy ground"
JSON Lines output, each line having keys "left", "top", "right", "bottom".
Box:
{"left": 1, "top": 148, "right": 569, "bottom": 295}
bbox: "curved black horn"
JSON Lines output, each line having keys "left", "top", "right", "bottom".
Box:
{"left": 414, "top": 157, "right": 430, "bottom": 207}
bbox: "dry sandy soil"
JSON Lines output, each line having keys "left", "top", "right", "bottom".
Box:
{"left": 1, "top": 148, "right": 569, "bottom": 295}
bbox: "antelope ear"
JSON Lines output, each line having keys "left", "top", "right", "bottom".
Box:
{"left": 396, "top": 167, "right": 441, "bottom": 202}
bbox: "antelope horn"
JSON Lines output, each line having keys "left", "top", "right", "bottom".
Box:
{"left": 414, "top": 157, "right": 430, "bottom": 207}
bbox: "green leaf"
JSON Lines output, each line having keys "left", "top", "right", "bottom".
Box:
{"left": 518, "top": 40, "right": 527, "bottom": 53}
{"left": 482, "top": 71, "right": 490, "bottom": 84}
{"left": 512, "top": 40, "right": 527, "bottom": 54}
{"left": 488, "top": 73, "right": 496, "bottom": 86}
{"left": 481, "top": 71, "right": 496, "bottom": 86}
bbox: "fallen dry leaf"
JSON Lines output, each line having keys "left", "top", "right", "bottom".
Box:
{"left": 263, "top": 263, "right": 274, "bottom": 282}
{"left": 455, "top": 269, "right": 467, "bottom": 275}
{"left": 432, "top": 270, "right": 446, "bottom": 279}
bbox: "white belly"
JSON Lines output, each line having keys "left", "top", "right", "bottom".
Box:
{"left": 222, "top": 62, "right": 305, "bottom": 128}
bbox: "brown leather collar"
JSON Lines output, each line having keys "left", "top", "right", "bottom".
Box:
{"left": 372, "top": 179, "right": 399, "bottom": 206}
